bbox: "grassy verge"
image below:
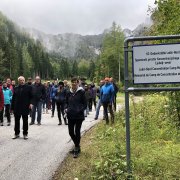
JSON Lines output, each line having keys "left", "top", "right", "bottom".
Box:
{"left": 53, "top": 94, "right": 180, "bottom": 180}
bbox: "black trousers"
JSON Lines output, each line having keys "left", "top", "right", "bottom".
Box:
{"left": 56, "top": 102, "right": 65, "bottom": 121}
{"left": 113, "top": 94, "right": 117, "bottom": 111}
{"left": 0, "top": 104, "right": 11, "bottom": 123}
{"left": 88, "top": 98, "right": 93, "bottom": 111}
{"left": 68, "top": 119, "right": 83, "bottom": 147}
{"left": 51, "top": 99, "right": 56, "bottom": 116}
{"left": 102, "top": 102, "right": 114, "bottom": 124}
{"left": 92, "top": 98, "right": 96, "bottom": 109}
{"left": 14, "top": 115, "right": 28, "bottom": 135}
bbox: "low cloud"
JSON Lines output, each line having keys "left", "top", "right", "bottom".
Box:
{"left": 0, "top": 0, "right": 155, "bottom": 35}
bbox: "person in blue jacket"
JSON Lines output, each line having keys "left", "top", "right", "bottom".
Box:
{"left": 1, "top": 81, "right": 12, "bottom": 126}
{"left": 100, "top": 77, "right": 114, "bottom": 124}
{"left": 50, "top": 81, "right": 58, "bottom": 117}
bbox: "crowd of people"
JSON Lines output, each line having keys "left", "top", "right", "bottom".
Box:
{"left": 0, "top": 76, "right": 119, "bottom": 158}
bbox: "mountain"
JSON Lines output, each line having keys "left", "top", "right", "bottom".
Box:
{"left": 123, "top": 17, "right": 153, "bottom": 37}
{"left": 27, "top": 28, "right": 104, "bottom": 59}
{"left": 26, "top": 18, "right": 152, "bottom": 59}
{"left": 0, "top": 11, "right": 53, "bottom": 79}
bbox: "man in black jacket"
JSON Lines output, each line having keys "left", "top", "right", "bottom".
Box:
{"left": 30, "top": 76, "right": 45, "bottom": 125}
{"left": 66, "top": 77, "right": 87, "bottom": 158}
{"left": 11, "top": 76, "right": 33, "bottom": 139}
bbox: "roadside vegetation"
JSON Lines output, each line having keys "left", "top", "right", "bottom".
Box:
{"left": 53, "top": 93, "right": 180, "bottom": 180}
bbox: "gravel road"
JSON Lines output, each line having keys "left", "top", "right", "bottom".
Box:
{"left": 0, "top": 109, "right": 101, "bottom": 180}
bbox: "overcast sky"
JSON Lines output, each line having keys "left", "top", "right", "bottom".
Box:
{"left": 0, "top": 0, "right": 155, "bottom": 35}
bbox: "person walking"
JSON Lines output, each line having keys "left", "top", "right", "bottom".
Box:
{"left": 94, "top": 80, "right": 105, "bottom": 120}
{"left": 55, "top": 81, "right": 68, "bottom": 125}
{"left": 0, "top": 82, "right": 12, "bottom": 126}
{"left": 84, "top": 84, "right": 90, "bottom": 117}
{"left": 42, "top": 82, "right": 50, "bottom": 114}
{"left": 100, "top": 77, "right": 115, "bottom": 124}
{"left": 11, "top": 76, "right": 33, "bottom": 139}
{"left": 88, "top": 84, "right": 93, "bottom": 112}
{"left": 50, "top": 81, "right": 58, "bottom": 118}
{"left": 66, "top": 77, "right": 87, "bottom": 158}
{"left": 0, "top": 81, "right": 4, "bottom": 126}
{"left": 91, "top": 83, "right": 97, "bottom": 110}
{"left": 30, "top": 76, "right": 45, "bottom": 125}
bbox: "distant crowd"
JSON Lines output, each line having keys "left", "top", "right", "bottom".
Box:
{"left": 0, "top": 76, "right": 119, "bottom": 158}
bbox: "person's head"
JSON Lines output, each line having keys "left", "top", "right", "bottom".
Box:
{"left": 47, "top": 81, "right": 50, "bottom": 86}
{"left": 35, "top": 76, "right": 41, "bottom": 84}
{"left": 58, "top": 81, "right": 64, "bottom": 89}
{"left": 104, "top": 77, "right": 110, "bottom": 85}
{"left": 3, "top": 81, "right": 7, "bottom": 88}
{"left": 18, "top": 76, "right": 25, "bottom": 85}
{"left": 63, "top": 80, "right": 68, "bottom": 86}
{"left": 12, "top": 80, "right": 16, "bottom": 86}
{"left": 110, "top": 77, "right": 114, "bottom": 83}
{"left": 84, "top": 84, "right": 88, "bottom": 91}
{"left": 44, "top": 82, "right": 47, "bottom": 87}
{"left": 91, "top": 82, "right": 95, "bottom": 88}
{"left": 100, "top": 80, "right": 105, "bottom": 86}
{"left": 71, "top": 77, "right": 79, "bottom": 91}
{"left": 54, "top": 80, "right": 58, "bottom": 86}
{"left": 27, "top": 77, "right": 32, "bottom": 83}
{"left": 6, "top": 78, "right": 12, "bottom": 85}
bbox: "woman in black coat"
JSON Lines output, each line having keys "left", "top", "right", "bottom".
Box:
{"left": 66, "top": 77, "right": 87, "bottom": 158}
{"left": 11, "top": 76, "right": 33, "bottom": 140}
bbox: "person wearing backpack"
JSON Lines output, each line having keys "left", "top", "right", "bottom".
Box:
{"left": 55, "top": 81, "right": 68, "bottom": 125}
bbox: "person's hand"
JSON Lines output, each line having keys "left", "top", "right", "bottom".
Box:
{"left": 64, "top": 109, "right": 67, "bottom": 114}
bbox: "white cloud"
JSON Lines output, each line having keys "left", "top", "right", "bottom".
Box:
{"left": 0, "top": 0, "right": 156, "bottom": 35}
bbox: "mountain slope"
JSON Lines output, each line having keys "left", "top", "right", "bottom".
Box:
{"left": 27, "top": 28, "right": 104, "bottom": 59}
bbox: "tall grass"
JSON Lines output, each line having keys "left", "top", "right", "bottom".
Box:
{"left": 92, "top": 93, "right": 180, "bottom": 179}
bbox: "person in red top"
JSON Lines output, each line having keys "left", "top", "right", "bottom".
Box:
{"left": 0, "top": 81, "right": 5, "bottom": 126}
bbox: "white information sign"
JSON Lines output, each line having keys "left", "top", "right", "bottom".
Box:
{"left": 133, "top": 43, "right": 180, "bottom": 84}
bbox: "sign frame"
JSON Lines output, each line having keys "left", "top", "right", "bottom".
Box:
{"left": 124, "top": 35, "right": 180, "bottom": 180}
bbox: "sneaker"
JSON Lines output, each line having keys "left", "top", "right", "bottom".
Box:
{"left": 12, "top": 134, "right": 20, "bottom": 139}
{"left": 7, "top": 122, "right": 11, "bottom": 126}
{"left": 29, "top": 122, "right": 34, "bottom": 125}
{"left": 58, "top": 122, "right": 62, "bottom": 125}
{"left": 73, "top": 147, "right": 81, "bottom": 158}
{"left": 23, "top": 135, "right": 28, "bottom": 140}
{"left": 94, "top": 117, "right": 98, "bottom": 120}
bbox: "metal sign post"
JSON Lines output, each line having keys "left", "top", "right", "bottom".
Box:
{"left": 124, "top": 35, "right": 180, "bottom": 178}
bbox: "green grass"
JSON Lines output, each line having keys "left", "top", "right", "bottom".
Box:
{"left": 53, "top": 94, "right": 180, "bottom": 180}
